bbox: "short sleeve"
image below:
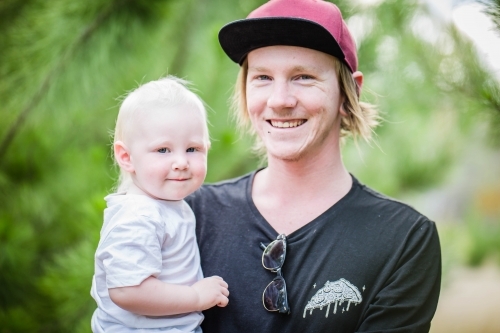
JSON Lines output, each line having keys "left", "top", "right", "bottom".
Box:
{"left": 96, "top": 216, "right": 164, "bottom": 289}
{"left": 356, "top": 219, "right": 441, "bottom": 333}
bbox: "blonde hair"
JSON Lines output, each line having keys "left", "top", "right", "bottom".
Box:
{"left": 232, "top": 57, "right": 380, "bottom": 155}
{"left": 112, "top": 76, "right": 209, "bottom": 192}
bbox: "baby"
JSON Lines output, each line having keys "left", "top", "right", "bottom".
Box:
{"left": 90, "top": 76, "right": 229, "bottom": 333}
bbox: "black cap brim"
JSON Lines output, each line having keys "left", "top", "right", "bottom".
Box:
{"left": 218, "top": 17, "right": 345, "bottom": 65}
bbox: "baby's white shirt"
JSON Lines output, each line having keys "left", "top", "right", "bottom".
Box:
{"left": 90, "top": 193, "right": 203, "bottom": 333}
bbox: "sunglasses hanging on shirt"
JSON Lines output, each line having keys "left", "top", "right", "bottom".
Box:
{"left": 260, "top": 234, "right": 290, "bottom": 314}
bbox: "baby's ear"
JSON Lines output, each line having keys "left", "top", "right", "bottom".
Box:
{"left": 114, "top": 141, "right": 134, "bottom": 173}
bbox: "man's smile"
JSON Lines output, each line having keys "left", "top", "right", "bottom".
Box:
{"left": 269, "top": 119, "right": 306, "bottom": 128}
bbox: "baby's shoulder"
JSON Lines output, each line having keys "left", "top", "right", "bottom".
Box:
{"left": 104, "top": 194, "right": 168, "bottom": 226}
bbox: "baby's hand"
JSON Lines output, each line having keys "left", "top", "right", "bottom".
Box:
{"left": 191, "top": 276, "right": 229, "bottom": 311}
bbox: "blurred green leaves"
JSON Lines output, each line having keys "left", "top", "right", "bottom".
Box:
{"left": 343, "top": 1, "right": 499, "bottom": 194}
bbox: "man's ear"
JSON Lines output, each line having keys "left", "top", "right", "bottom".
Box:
{"left": 341, "top": 71, "right": 364, "bottom": 117}
{"left": 339, "top": 98, "right": 348, "bottom": 117}
{"left": 114, "top": 141, "right": 134, "bottom": 173}
{"left": 353, "top": 71, "right": 363, "bottom": 97}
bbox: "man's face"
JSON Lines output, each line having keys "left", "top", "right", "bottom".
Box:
{"left": 125, "top": 104, "right": 209, "bottom": 201}
{"left": 246, "top": 45, "right": 345, "bottom": 162}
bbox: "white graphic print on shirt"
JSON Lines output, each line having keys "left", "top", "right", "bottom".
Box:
{"left": 303, "top": 279, "right": 363, "bottom": 318}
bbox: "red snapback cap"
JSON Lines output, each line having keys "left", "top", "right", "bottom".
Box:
{"left": 218, "top": 0, "right": 358, "bottom": 72}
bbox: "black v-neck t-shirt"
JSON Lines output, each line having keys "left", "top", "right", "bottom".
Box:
{"left": 186, "top": 171, "right": 441, "bottom": 333}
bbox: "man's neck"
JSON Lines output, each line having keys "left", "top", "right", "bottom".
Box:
{"left": 252, "top": 149, "right": 352, "bottom": 235}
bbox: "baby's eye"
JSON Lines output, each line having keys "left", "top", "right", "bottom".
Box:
{"left": 186, "top": 147, "right": 196, "bottom": 153}
{"left": 157, "top": 148, "right": 170, "bottom": 153}
{"left": 257, "top": 75, "right": 272, "bottom": 81}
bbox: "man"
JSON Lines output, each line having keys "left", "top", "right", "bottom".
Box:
{"left": 187, "top": 0, "right": 441, "bottom": 332}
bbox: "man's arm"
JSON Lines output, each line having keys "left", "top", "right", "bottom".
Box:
{"left": 356, "top": 219, "right": 441, "bottom": 333}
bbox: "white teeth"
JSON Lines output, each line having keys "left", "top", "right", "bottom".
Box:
{"left": 270, "top": 120, "right": 305, "bottom": 128}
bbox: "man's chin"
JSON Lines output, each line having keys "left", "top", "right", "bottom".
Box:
{"left": 268, "top": 149, "right": 305, "bottom": 163}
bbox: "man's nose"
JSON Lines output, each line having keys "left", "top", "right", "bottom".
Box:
{"left": 267, "top": 81, "right": 297, "bottom": 110}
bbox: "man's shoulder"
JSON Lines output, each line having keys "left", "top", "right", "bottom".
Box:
{"left": 187, "top": 170, "right": 255, "bottom": 206}
{"left": 205, "top": 171, "right": 253, "bottom": 189}
{"left": 351, "top": 175, "right": 433, "bottom": 225}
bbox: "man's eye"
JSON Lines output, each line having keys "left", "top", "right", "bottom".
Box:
{"left": 158, "top": 148, "right": 169, "bottom": 153}
{"left": 186, "top": 147, "right": 196, "bottom": 152}
{"left": 297, "top": 74, "right": 313, "bottom": 80}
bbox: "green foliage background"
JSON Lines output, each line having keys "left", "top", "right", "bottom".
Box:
{"left": 1, "top": 0, "right": 499, "bottom": 331}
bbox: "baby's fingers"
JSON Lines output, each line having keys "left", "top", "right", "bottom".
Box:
{"left": 210, "top": 275, "right": 223, "bottom": 281}
{"left": 219, "top": 280, "right": 229, "bottom": 289}
{"left": 217, "top": 295, "right": 229, "bottom": 307}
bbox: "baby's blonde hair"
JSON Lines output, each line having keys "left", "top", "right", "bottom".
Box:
{"left": 112, "top": 76, "right": 209, "bottom": 192}
{"left": 232, "top": 57, "right": 380, "bottom": 155}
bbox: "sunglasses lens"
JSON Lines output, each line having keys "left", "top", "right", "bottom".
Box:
{"left": 263, "top": 277, "right": 286, "bottom": 311}
{"left": 262, "top": 239, "right": 285, "bottom": 270}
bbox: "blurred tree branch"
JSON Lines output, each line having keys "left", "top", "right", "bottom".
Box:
{"left": 480, "top": 0, "right": 500, "bottom": 142}
{"left": 0, "top": 0, "right": 131, "bottom": 162}
{"left": 168, "top": 0, "right": 205, "bottom": 76}
{"left": 482, "top": 0, "right": 500, "bottom": 34}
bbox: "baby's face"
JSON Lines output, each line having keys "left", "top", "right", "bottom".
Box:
{"left": 125, "top": 104, "right": 209, "bottom": 201}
